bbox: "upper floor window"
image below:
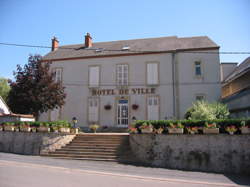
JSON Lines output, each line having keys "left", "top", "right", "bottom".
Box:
{"left": 54, "top": 68, "right": 62, "bottom": 83}
{"left": 116, "top": 64, "right": 128, "bottom": 86}
{"left": 194, "top": 61, "right": 202, "bottom": 76}
{"left": 147, "top": 63, "right": 159, "bottom": 85}
{"left": 89, "top": 66, "right": 100, "bottom": 87}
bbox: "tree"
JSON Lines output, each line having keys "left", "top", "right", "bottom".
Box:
{"left": 7, "top": 54, "right": 66, "bottom": 119}
{"left": 0, "top": 77, "right": 10, "bottom": 102}
{"left": 185, "top": 100, "right": 229, "bottom": 120}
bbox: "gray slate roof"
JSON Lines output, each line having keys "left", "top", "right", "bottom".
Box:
{"left": 223, "top": 57, "right": 250, "bottom": 83}
{"left": 43, "top": 36, "right": 219, "bottom": 61}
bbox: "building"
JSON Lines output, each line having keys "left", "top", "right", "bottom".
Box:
{"left": 221, "top": 57, "right": 250, "bottom": 118}
{"left": 0, "top": 96, "right": 35, "bottom": 123}
{"left": 39, "top": 33, "right": 221, "bottom": 127}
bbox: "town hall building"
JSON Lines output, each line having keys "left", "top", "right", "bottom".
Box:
{"left": 39, "top": 33, "right": 221, "bottom": 127}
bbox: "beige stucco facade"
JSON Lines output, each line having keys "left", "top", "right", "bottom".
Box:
{"left": 39, "top": 50, "right": 221, "bottom": 127}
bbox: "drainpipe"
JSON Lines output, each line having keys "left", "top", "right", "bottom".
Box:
{"left": 172, "top": 52, "right": 180, "bottom": 119}
{"left": 172, "top": 52, "right": 176, "bottom": 118}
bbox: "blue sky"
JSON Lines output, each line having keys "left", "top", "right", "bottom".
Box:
{"left": 0, "top": 0, "right": 249, "bottom": 79}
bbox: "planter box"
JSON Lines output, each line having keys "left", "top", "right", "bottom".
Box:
{"left": 0, "top": 127, "right": 3, "bottom": 131}
{"left": 168, "top": 128, "right": 183, "bottom": 134}
{"left": 59, "top": 127, "right": 71, "bottom": 133}
{"left": 203, "top": 128, "right": 219, "bottom": 134}
{"left": 4, "top": 126, "right": 15, "bottom": 131}
{"left": 31, "top": 128, "right": 37, "bottom": 132}
{"left": 241, "top": 127, "right": 250, "bottom": 134}
{"left": 141, "top": 128, "right": 153, "bottom": 134}
{"left": 37, "top": 127, "right": 50, "bottom": 132}
{"left": 70, "top": 128, "right": 79, "bottom": 134}
{"left": 20, "top": 127, "right": 31, "bottom": 132}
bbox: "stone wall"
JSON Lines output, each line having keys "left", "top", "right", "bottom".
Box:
{"left": 130, "top": 134, "right": 250, "bottom": 175}
{"left": 0, "top": 131, "right": 75, "bottom": 155}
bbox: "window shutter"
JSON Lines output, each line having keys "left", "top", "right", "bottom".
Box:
{"left": 147, "top": 63, "right": 158, "bottom": 85}
{"left": 147, "top": 96, "right": 159, "bottom": 120}
{"left": 88, "top": 98, "right": 99, "bottom": 122}
{"left": 116, "top": 64, "right": 128, "bottom": 86}
{"left": 89, "top": 66, "right": 100, "bottom": 87}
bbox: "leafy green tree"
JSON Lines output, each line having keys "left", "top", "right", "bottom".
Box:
{"left": 185, "top": 100, "right": 229, "bottom": 120}
{"left": 7, "top": 54, "right": 66, "bottom": 119}
{"left": 0, "top": 77, "right": 10, "bottom": 101}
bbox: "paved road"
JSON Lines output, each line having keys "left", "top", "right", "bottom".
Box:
{"left": 0, "top": 153, "right": 249, "bottom": 187}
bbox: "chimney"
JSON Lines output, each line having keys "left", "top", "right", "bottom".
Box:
{"left": 51, "top": 36, "right": 59, "bottom": 51}
{"left": 85, "top": 33, "right": 92, "bottom": 48}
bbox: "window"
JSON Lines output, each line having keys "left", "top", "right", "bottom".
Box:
{"left": 54, "top": 68, "right": 62, "bottom": 83}
{"left": 50, "top": 107, "right": 61, "bottom": 121}
{"left": 147, "top": 63, "right": 159, "bottom": 85}
{"left": 88, "top": 98, "right": 99, "bottom": 122}
{"left": 116, "top": 64, "right": 128, "bottom": 86}
{"left": 194, "top": 61, "right": 202, "bottom": 76}
{"left": 89, "top": 66, "right": 100, "bottom": 87}
{"left": 147, "top": 96, "right": 159, "bottom": 120}
{"left": 196, "top": 94, "right": 205, "bottom": 101}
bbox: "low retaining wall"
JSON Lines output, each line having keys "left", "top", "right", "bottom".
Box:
{"left": 0, "top": 131, "right": 75, "bottom": 155}
{"left": 130, "top": 134, "right": 250, "bottom": 175}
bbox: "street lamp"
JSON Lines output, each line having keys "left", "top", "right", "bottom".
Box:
{"left": 72, "top": 117, "right": 78, "bottom": 128}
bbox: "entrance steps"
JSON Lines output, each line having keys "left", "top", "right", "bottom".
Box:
{"left": 41, "top": 133, "right": 134, "bottom": 162}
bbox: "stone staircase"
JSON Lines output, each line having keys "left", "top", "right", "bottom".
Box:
{"left": 42, "top": 133, "right": 133, "bottom": 162}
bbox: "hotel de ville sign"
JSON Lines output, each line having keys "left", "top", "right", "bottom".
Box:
{"left": 91, "top": 88, "right": 156, "bottom": 96}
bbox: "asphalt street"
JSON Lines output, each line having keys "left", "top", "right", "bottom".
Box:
{"left": 0, "top": 153, "right": 249, "bottom": 187}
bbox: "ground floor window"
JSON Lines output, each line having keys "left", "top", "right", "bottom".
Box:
{"left": 88, "top": 97, "right": 99, "bottom": 123}
{"left": 50, "top": 107, "right": 61, "bottom": 121}
{"left": 147, "top": 96, "right": 159, "bottom": 120}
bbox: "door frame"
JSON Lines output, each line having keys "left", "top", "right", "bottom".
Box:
{"left": 115, "top": 96, "right": 130, "bottom": 127}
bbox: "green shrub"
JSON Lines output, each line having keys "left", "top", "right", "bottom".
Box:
{"left": 185, "top": 101, "right": 229, "bottom": 120}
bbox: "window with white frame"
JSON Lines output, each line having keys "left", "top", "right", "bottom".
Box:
{"left": 88, "top": 98, "right": 99, "bottom": 122}
{"left": 54, "top": 68, "right": 62, "bottom": 83}
{"left": 116, "top": 64, "right": 128, "bottom": 86}
{"left": 147, "top": 63, "right": 159, "bottom": 85}
{"left": 50, "top": 107, "right": 60, "bottom": 121}
{"left": 89, "top": 66, "right": 100, "bottom": 87}
{"left": 147, "top": 96, "right": 159, "bottom": 120}
{"left": 194, "top": 61, "right": 202, "bottom": 76}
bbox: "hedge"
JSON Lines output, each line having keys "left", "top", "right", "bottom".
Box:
{"left": 1, "top": 120, "right": 72, "bottom": 128}
{"left": 134, "top": 118, "right": 250, "bottom": 130}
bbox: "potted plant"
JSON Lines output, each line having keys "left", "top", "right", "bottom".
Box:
{"left": 240, "top": 121, "right": 250, "bottom": 134}
{"left": 167, "top": 123, "right": 184, "bottom": 134}
{"left": 3, "top": 122, "right": 15, "bottom": 131}
{"left": 104, "top": 104, "right": 112, "bottom": 110}
{"left": 186, "top": 126, "right": 198, "bottom": 134}
{"left": 37, "top": 123, "right": 50, "bottom": 132}
{"left": 154, "top": 127, "right": 164, "bottom": 134}
{"left": 139, "top": 123, "right": 153, "bottom": 133}
{"left": 0, "top": 124, "right": 3, "bottom": 131}
{"left": 128, "top": 125, "right": 138, "bottom": 134}
{"left": 132, "top": 104, "right": 139, "bottom": 110}
{"left": 20, "top": 122, "right": 31, "bottom": 132}
{"left": 70, "top": 127, "right": 79, "bottom": 134}
{"left": 52, "top": 125, "right": 59, "bottom": 133}
{"left": 203, "top": 122, "right": 219, "bottom": 134}
{"left": 225, "top": 125, "right": 237, "bottom": 135}
{"left": 58, "top": 121, "right": 71, "bottom": 133}
{"left": 89, "top": 124, "right": 99, "bottom": 133}
{"left": 31, "top": 127, "right": 37, "bottom": 132}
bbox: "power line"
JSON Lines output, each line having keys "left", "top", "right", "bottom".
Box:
{"left": 0, "top": 42, "right": 250, "bottom": 55}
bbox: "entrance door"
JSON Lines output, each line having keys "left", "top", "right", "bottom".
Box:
{"left": 117, "top": 99, "right": 129, "bottom": 126}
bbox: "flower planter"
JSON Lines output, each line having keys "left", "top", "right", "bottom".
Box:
{"left": 59, "top": 127, "right": 71, "bottom": 133}
{"left": 20, "top": 127, "right": 31, "bottom": 132}
{"left": 0, "top": 127, "right": 3, "bottom": 131}
{"left": 228, "top": 131, "right": 234, "bottom": 135}
{"left": 203, "top": 128, "right": 219, "bottom": 134}
{"left": 37, "top": 127, "right": 50, "bottom": 132}
{"left": 15, "top": 128, "right": 20, "bottom": 132}
{"left": 155, "top": 128, "right": 164, "bottom": 134}
{"left": 71, "top": 128, "right": 79, "bottom": 134}
{"left": 167, "top": 128, "right": 183, "bottom": 134}
{"left": 4, "top": 126, "right": 15, "bottom": 131}
{"left": 141, "top": 128, "right": 153, "bottom": 134}
{"left": 31, "top": 128, "right": 37, "bottom": 132}
{"left": 241, "top": 127, "right": 250, "bottom": 134}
